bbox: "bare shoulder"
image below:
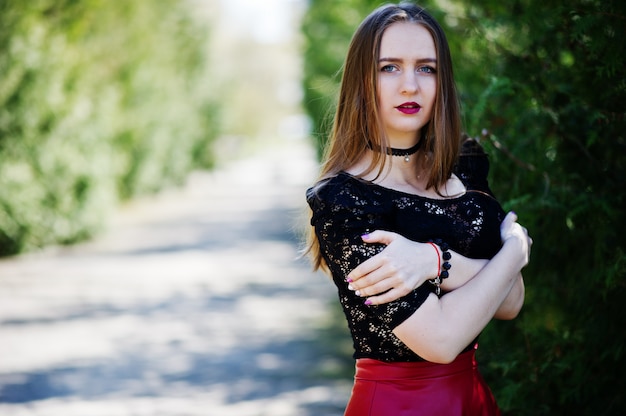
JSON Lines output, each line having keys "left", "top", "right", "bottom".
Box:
{"left": 444, "top": 174, "right": 467, "bottom": 198}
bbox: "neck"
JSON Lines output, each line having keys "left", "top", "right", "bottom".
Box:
{"left": 355, "top": 148, "right": 429, "bottom": 184}
{"left": 388, "top": 141, "right": 422, "bottom": 162}
{"left": 371, "top": 140, "right": 422, "bottom": 163}
{"left": 370, "top": 150, "right": 431, "bottom": 194}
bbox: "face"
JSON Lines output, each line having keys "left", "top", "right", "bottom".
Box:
{"left": 377, "top": 22, "right": 437, "bottom": 146}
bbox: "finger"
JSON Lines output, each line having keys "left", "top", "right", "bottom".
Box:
{"left": 500, "top": 211, "right": 520, "bottom": 241}
{"left": 353, "top": 278, "right": 396, "bottom": 298}
{"left": 502, "top": 211, "right": 518, "bottom": 228}
{"left": 364, "top": 287, "right": 410, "bottom": 306}
{"left": 361, "top": 230, "right": 399, "bottom": 246}
{"left": 348, "top": 259, "right": 392, "bottom": 288}
{"left": 347, "top": 255, "right": 384, "bottom": 283}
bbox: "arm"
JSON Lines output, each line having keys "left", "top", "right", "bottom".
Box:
{"left": 347, "top": 228, "right": 526, "bottom": 320}
{"left": 347, "top": 235, "right": 525, "bottom": 319}
{"left": 393, "top": 212, "right": 531, "bottom": 363}
{"left": 493, "top": 272, "right": 525, "bottom": 320}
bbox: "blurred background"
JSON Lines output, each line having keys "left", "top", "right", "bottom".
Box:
{"left": 0, "top": 0, "right": 624, "bottom": 415}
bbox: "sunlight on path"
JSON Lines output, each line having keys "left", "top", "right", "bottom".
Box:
{"left": 0, "top": 139, "right": 351, "bottom": 416}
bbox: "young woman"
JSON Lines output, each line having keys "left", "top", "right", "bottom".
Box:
{"left": 305, "top": 3, "right": 531, "bottom": 415}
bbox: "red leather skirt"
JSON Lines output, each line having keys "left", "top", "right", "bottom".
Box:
{"left": 344, "top": 349, "right": 501, "bottom": 416}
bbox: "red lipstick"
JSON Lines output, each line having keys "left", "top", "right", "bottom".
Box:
{"left": 396, "top": 102, "right": 421, "bottom": 114}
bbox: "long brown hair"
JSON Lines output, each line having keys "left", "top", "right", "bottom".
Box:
{"left": 307, "top": 2, "right": 462, "bottom": 272}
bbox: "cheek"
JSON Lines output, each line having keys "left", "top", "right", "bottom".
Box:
{"left": 426, "top": 77, "right": 437, "bottom": 93}
{"left": 377, "top": 79, "right": 390, "bottom": 102}
{"left": 423, "top": 79, "right": 437, "bottom": 105}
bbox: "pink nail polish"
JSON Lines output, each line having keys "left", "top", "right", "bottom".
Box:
{"left": 361, "top": 233, "right": 370, "bottom": 240}
{"left": 364, "top": 299, "right": 372, "bottom": 306}
{"left": 346, "top": 278, "right": 353, "bottom": 283}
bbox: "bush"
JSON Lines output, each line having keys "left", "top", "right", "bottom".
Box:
{"left": 301, "top": 0, "right": 382, "bottom": 159}
{"left": 451, "top": 1, "right": 626, "bottom": 414}
{"left": 0, "top": 0, "right": 219, "bottom": 255}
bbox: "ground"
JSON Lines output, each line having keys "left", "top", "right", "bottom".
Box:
{"left": 0, "top": 140, "right": 353, "bottom": 416}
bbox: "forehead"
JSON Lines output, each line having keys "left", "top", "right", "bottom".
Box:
{"left": 379, "top": 22, "right": 435, "bottom": 58}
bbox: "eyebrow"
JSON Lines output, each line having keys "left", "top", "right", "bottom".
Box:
{"left": 378, "top": 57, "right": 437, "bottom": 64}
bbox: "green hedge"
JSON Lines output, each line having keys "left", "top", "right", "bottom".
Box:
{"left": 445, "top": 2, "right": 626, "bottom": 414}
{"left": 0, "top": 0, "right": 218, "bottom": 255}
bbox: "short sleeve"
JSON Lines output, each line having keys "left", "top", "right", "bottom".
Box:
{"left": 307, "top": 176, "right": 431, "bottom": 332}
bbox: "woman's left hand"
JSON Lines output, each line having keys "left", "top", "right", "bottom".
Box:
{"left": 346, "top": 230, "right": 438, "bottom": 305}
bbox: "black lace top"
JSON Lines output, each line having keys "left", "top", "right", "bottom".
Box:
{"left": 306, "top": 140, "right": 506, "bottom": 362}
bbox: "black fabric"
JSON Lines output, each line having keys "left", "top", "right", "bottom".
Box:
{"left": 306, "top": 140, "right": 506, "bottom": 362}
{"left": 455, "top": 138, "right": 496, "bottom": 198}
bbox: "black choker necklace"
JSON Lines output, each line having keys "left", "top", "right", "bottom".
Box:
{"left": 389, "top": 141, "right": 422, "bottom": 162}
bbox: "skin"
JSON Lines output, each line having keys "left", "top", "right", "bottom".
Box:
{"left": 376, "top": 22, "right": 437, "bottom": 148}
{"left": 344, "top": 22, "right": 530, "bottom": 363}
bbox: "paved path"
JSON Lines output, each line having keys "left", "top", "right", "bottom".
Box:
{"left": 0, "top": 140, "right": 352, "bottom": 416}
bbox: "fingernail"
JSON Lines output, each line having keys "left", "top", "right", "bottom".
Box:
{"left": 361, "top": 233, "right": 370, "bottom": 240}
{"left": 364, "top": 299, "right": 372, "bottom": 306}
{"left": 348, "top": 284, "right": 354, "bottom": 291}
{"left": 346, "top": 277, "right": 353, "bottom": 283}
{"left": 355, "top": 290, "right": 361, "bottom": 297}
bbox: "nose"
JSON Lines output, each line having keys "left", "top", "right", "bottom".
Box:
{"left": 401, "top": 72, "right": 419, "bottom": 94}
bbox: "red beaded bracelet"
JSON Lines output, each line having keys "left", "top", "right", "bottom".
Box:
{"left": 427, "top": 242, "right": 441, "bottom": 277}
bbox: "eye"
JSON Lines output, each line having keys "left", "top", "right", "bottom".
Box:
{"left": 380, "top": 64, "right": 398, "bottom": 73}
{"left": 417, "top": 65, "right": 436, "bottom": 74}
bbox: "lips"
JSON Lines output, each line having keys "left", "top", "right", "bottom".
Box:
{"left": 396, "top": 102, "right": 421, "bottom": 114}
